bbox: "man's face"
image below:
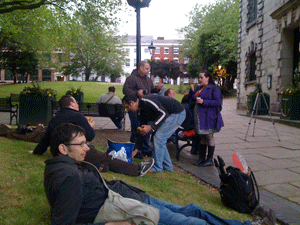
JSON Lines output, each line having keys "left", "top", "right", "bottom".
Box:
{"left": 63, "top": 133, "right": 90, "bottom": 161}
{"left": 123, "top": 100, "right": 139, "bottom": 112}
{"left": 70, "top": 97, "right": 80, "bottom": 111}
{"left": 140, "top": 63, "right": 150, "bottom": 76}
{"left": 168, "top": 89, "right": 175, "bottom": 99}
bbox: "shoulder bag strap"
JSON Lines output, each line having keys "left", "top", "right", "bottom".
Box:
{"left": 105, "top": 95, "right": 115, "bottom": 104}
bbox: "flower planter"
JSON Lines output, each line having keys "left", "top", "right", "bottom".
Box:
{"left": 19, "top": 95, "right": 56, "bottom": 126}
{"left": 247, "top": 93, "right": 270, "bottom": 115}
{"left": 280, "top": 95, "right": 300, "bottom": 120}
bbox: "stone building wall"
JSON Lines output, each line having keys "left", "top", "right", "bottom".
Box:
{"left": 237, "top": 0, "right": 300, "bottom": 112}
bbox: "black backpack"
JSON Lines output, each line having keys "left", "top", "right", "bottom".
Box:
{"left": 215, "top": 157, "right": 259, "bottom": 213}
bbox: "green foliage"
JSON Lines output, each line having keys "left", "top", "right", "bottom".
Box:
{"left": 1, "top": 0, "right": 126, "bottom": 82}
{"left": 179, "top": 0, "right": 239, "bottom": 77}
{"left": 65, "top": 86, "right": 84, "bottom": 96}
{"left": 149, "top": 60, "right": 182, "bottom": 80}
{"left": 20, "top": 82, "right": 57, "bottom": 97}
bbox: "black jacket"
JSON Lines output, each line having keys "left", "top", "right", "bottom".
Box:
{"left": 33, "top": 108, "right": 95, "bottom": 155}
{"left": 44, "top": 155, "right": 147, "bottom": 224}
{"left": 138, "top": 94, "right": 184, "bottom": 131}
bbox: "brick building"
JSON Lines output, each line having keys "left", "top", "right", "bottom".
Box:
{"left": 237, "top": 0, "right": 300, "bottom": 112}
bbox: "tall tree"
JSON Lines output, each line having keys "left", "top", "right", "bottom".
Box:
{"left": 178, "top": 0, "right": 239, "bottom": 87}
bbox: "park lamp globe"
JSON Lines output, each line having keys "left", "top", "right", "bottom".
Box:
{"left": 127, "top": 0, "right": 151, "bottom": 8}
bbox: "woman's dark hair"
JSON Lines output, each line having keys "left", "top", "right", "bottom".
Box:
{"left": 201, "top": 70, "right": 215, "bottom": 85}
{"left": 50, "top": 123, "right": 86, "bottom": 157}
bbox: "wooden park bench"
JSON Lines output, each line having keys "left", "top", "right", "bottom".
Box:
{"left": 0, "top": 94, "right": 19, "bottom": 125}
{"left": 51, "top": 101, "right": 126, "bottom": 130}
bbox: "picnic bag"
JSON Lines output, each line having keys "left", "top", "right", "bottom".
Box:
{"left": 219, "top": 166, "right": 259, "bottom": 213}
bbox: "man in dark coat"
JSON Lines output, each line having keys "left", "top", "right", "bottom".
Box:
{"left": 123, "top": 61, "right": 163, "bottom": 157}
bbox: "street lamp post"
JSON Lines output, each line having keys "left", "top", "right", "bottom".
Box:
{"left": 126, "top": 0, "right": 151, "bottom": 69}
{"left": 148, "top": 41, "right": 155, "bottom": 60}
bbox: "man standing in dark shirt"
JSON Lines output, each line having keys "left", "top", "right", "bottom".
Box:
{"left": 123, "top": 94, "right": 186, "bottom": 173}
{"left": 123, "top": 61, "right": 163, "bottom": 157}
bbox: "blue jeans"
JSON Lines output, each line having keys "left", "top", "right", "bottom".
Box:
{"left": 152, "top": 110, "right": 186, "bottom": 172}
{"left": 144, "top": 196, "right": 252, "bottom": 225}
{"left": 128, "top": 111, "right": 151, "bottom": 154}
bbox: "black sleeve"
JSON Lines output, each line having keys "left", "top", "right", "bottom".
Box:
{"left": 33, "top": 128, "right": 51, "bottom": 155}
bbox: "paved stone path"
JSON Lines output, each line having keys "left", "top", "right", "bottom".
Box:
{"left": 1, "top": 97, "right": 300, "bottom": 224}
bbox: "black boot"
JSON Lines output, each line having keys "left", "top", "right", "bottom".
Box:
{"left": 198, "top": 146, "right": 215, "bottom": 167}
{"left": 193, "top": 143, "right": 207, "bottom": 166}
{"left": 190, "top": 136, "right": 199, "bottom": 155}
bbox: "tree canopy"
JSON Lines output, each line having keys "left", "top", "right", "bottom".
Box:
{"left": 0, "top": 0, "right": 127, "bottom": 83}
{"left": 178, "top": 0, "right": 239, "bottom": 87}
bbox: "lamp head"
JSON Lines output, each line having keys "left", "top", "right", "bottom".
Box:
{"left": 127, "top": 0, "right": 151, "bottom": 8}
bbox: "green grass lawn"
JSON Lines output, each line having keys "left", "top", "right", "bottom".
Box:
{"left": 0, "top": 81, "right": 186, "bottom": 102}
{"left": 0, "top": 137, "right": 252, "bottom": 224}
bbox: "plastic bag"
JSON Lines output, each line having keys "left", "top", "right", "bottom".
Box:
{"left": 108, "top": 147, "right": 128, "bottom": 162}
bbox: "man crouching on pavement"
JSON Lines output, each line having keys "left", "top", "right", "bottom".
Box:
{"left": 44, "top": 122, "right": 258, "bottom": 225}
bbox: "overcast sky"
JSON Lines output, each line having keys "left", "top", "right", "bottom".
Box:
{"left": 118, "top": 0, "right": 216, "bottom": 40}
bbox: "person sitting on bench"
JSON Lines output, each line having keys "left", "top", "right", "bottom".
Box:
{"left": 96, "top": 86, "right": 123, "bottom": 129}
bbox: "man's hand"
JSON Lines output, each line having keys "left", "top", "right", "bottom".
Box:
{"left": 157, "top": 83, "right": 164, "bottom": 90}
{"left": 87, "top": 118, "right": 95, "bottom": 128}
{"left": 137, "top": 89, "right": 144, "bottom": 97}
{"left": 196, "top": 98, "right": 203, "bottom": 104}
{"left": 138, "top": 125, "right": 152, "bottom": 136}
{"left": 190, "top": 84, "right": 195, "bottom": 92}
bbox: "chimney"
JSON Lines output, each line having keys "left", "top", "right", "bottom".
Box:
{"left": 157, "top": 37, "right": 164, "bottom": 40}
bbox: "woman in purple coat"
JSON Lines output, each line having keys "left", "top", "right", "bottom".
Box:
{"left": 188, "top": 71, "right": 224, "bottom": 167}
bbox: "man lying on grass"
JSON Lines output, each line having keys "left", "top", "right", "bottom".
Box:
{"left": 44, "top": 122, "right": 272, "bottom": 225}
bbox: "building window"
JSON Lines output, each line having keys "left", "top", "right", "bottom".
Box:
{"left": 126, "top": 48, "right": 130, "bottom": 52}
{"left": 246, "top": 42, "right": 256, "bottom": 82}
{"left": 173, "top": 58, "right": 179, "bottom": 63}
{"left": 164, "top": 57, "right": 168, "bottom": 61}
{"left": 155, "top": 47, "right": 160, "bottom": 54}
{"left": 173, "top": 48, "right": 179, "bottom": 54}
{"left": 134, "top": 48, "right": 136, "bottom": 53}
{"left": 134, "top": 60, "right": 136, "bottom": 67}
{"left": 144, "top": 48, "right": 149, "bottom": 53}
{"left": 126, "top": 60, "right": 130, "bottom": 67}
{"left": 248, "top": 0, "right": 257, "bottom": 25}
{"left": 164, "top": 48, "right": 169, "bottom": 54}
{"left": 155, "top": 57, "right": 160, "bottom": 61}
{"left": 30, "top": 70, "right": 39, "bottom": 81}
{"left": 42, "top": 69, "right": 51, "bottom": 81}
{"left": 5, "top": 70, "right": 12, "bottom": 80}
